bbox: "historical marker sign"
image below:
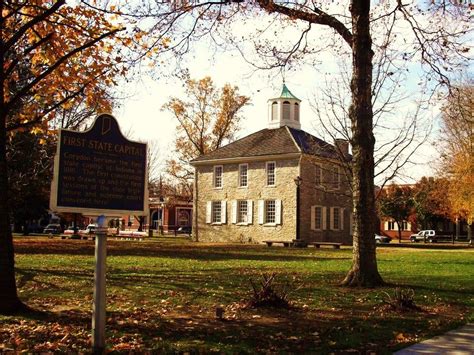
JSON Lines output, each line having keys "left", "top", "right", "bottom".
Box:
{"left": 50, "top": 114, "right": 148, "bottom": 216}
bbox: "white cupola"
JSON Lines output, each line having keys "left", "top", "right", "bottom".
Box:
{"left": 267, "top": 83, "right": 301, "bottom": 130}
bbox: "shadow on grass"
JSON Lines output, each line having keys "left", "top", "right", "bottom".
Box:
{"left": 5, "top": 301, "right": 461, "bottom": 353}
{"left": 14, "top": 239, "right": 351, "bottom": 263}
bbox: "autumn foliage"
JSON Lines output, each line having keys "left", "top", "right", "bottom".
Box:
{"left": 0, "top": 0, "right": 128, "bottom": 314}
{"left": 2, "top": 0, "right": 126, "bottom": 132}
{"left": 439, "top": 84, "right": 474, "bottom": 239}
{"left": 163, "top": 76, "right": 249, "bottom": 185}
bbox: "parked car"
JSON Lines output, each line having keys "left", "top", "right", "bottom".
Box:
{"left": 375, "top": 234, "right": 392, "bottom": 244}
{"left": 43, "top": 224, "right": 62, "bottom": 234}
{"left": 79, "top": 224, "right": 98, "bottom": 235}
{"left": 410, "top": 230, "right": 436, "bottom": 242}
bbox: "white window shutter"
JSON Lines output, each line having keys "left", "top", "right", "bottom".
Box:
{"left": 258, "top": 200, "right": 264, "bottom": 224}
{"left": 340, "top": 208, "right": 345, "bottom": 230}
{"left": 310, "top": 206, "right": 316, "bottom": 230}
{"left": 329, "top": 207, "right": 334, "bottom": 230}
{"left": 275, "top": 200, "right": 282, "bottom": 225}
{"left": 384, "top": 221, "right": 389, "bottom": 230}
{"left": 206, "top": 201, "right": 212, "bottom": 224}
{"left": 322, "top": 207, "right": 327, "bottom": 230}
{"left": 247, "top": 200, "right": 253, "bottom": 225}
{"left": 221, "top": 200, "right": 226, "bottom": 224}
{"left": 231, "top": 200, "right": 237, "bottom": 224}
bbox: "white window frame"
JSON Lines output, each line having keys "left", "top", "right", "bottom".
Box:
{"left": 237, "top": 200, "right": 248, "bottom": 224}
{"left": 258, "top": 199, "right": 281, "bottom": 225}
{"left": 213, "top": 165, "right": 223, "bottom": 189}
{"left": 211, "top": 201, "right": 222, "bottom": 224}
{"left": 265, "top": 200, "right": 276, "bottom": 224}
{"left": 266, "top": 161, "right": 276, "bottom": 187}
{"left": 238, "top": 163, "right": 248, "bottom": 188}
{"left": 208, "top": 200, "right": 226, "bottom": 225}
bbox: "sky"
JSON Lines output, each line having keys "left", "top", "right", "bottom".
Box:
{"left": 110, "top": 7, "right": 461, "bottom": 185}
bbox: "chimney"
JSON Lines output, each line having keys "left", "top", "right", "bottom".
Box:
{"left": 334, "top": 138, "right": 349, "bottom": 156}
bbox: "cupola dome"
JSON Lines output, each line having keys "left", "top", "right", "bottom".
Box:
{"left": 267, "top": 84, "right": 301, "bottom": 130}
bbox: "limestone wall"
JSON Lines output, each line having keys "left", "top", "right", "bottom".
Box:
{"left": 193, "top": 159, "right": 299, "bottom": 243}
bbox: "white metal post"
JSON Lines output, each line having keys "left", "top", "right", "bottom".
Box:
{"left": 92, "top": 215, "right": 107, "bottom": 354}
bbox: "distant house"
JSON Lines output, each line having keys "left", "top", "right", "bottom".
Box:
{"left": 190, "top": 85, "right": 353, "bottom": 244}
{"left": 149, "top": 196, "right": 192, "bottom": 233}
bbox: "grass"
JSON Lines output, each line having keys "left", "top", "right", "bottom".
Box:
{"left": 1, "top": 237, "right": 473, "bottom": 353}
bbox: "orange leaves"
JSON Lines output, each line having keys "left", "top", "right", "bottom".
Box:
{"left": 2, "top": 0, "right": 128, "bottom": 132}
{"left": 163, "top": 76, "right": 249, "bottom": 183}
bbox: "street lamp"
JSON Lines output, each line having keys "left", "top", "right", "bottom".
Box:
{"left": 294, "top": 176, "right": 302, "bottom": 241}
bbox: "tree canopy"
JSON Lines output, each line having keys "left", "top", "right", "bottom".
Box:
{"left": 0, "top": 0, "right": 128, "bottom": 314}
{"left": 163, "top": 76, "right": 249, "bottom": 187}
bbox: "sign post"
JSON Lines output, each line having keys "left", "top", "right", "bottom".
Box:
{"left": 49, "top": 114, "right": 148, "bottom": 353}
{"left": 92, "top": 215, "right": 107, "bottom": 353}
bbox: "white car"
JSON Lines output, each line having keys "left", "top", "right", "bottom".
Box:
{"left": 410, "top": 230, "right": 436, "bottom": 242}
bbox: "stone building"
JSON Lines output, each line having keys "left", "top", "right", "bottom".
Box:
{"left": 191, "top": 85, "right": 353, "bottom": 244}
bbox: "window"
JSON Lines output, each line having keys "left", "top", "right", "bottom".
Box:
{"left": 401, "top": 221, "right": 408, "bottom": 231}
{"left": 272, "top": 101, "right": 278, "bottom": 121}
{"left": 282, "top": 101, "right": 290, "bottom": 120}
{"left": 266, "top": 161, "right": 276, "bottom": 186}
{"left": 333, "top": 208, "right": 340, "bottom": 230}
{"left": 387, "top": 221, "right": 396, "bottom": 230}
{"left": 212, "top": 201, "right": 222, "bottom": 223}
{"left": 265, "top": 200, "right": 276, "bottom": 224}
{"left": 231, "top": 200, "right": 253, "bottom": 224}
{"left": 330, "top": 207, "right": 344, "bottom": 230}
{"left": 258, "top": 200, "right": 281, "bottom": 225}
{"left": 294, "top": 103, "right": 299, "bottom": 120}
{"left": 333, "top": 166, "right": 340, "bottom": 189}
{"left": 315, "top": 164, "right": 322, "bottom": 186}
{"left": 238, "top": 200, "right": 248, "bottom": 224}
{"left": 314, "top": 206, "right": 322, "bottom": 230}
{"left": 239, "top": 164, "right": 248, "bottom": 187}
{"left": 213, "top": 165, "right": 223, "bottom": 188}
{"left": 206, "top": 201, "right": 226, "bottom": 224}
{"left": 311, "top": 205, "right": 327, "bottom": 230}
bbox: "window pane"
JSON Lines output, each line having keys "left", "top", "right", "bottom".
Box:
{"left": 294, "top": 103, "right": 299, "bottom": 120}
{"left": 212, "top": 201, "right": 221, "bottom": 223}
{"left": 265, "top": 200, "right": 276, "bottom": 224}
{"left": 266, "top": 162, "right": 275, "bottom": 186}
{"left": 333, "top": 208, "right": 340, "bottom": 230}
{"left": 214, "top": 166, "right": 223, "bottom": 188}
{"left": 238, "top": 200, "right": 248, "bottom": 223}
{"left": 239, "top": 164, "right": 248, "bottom": 187}
{"left": 315, "top": 206, "right": 322, "bottom": 230}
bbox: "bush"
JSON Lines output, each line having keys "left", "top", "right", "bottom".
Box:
{"left": 247, "top": 273, "right": 292, "bottom": 309}
{"left": 382, "top": 287, "right": 421, "bottom": 312}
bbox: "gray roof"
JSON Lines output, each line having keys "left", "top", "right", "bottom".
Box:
{"left": 192, "top": 126, "right": 345, "bottom": 163}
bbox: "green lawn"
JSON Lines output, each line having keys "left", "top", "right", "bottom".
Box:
{"left": 1, "top": 237, "right": 473, "bottom": 353}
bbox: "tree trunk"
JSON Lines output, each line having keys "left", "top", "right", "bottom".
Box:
{"left": 0, "top": 12, "right": 24, "bottom": 311}
{"left": 341, "top": 0, "right": 384, "bottom": 287}
{"left": 396, "top": 220, "right": 402, "bottom": 243}
{"left": 0, "top": 112, "right": 24, "bottom": 313}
